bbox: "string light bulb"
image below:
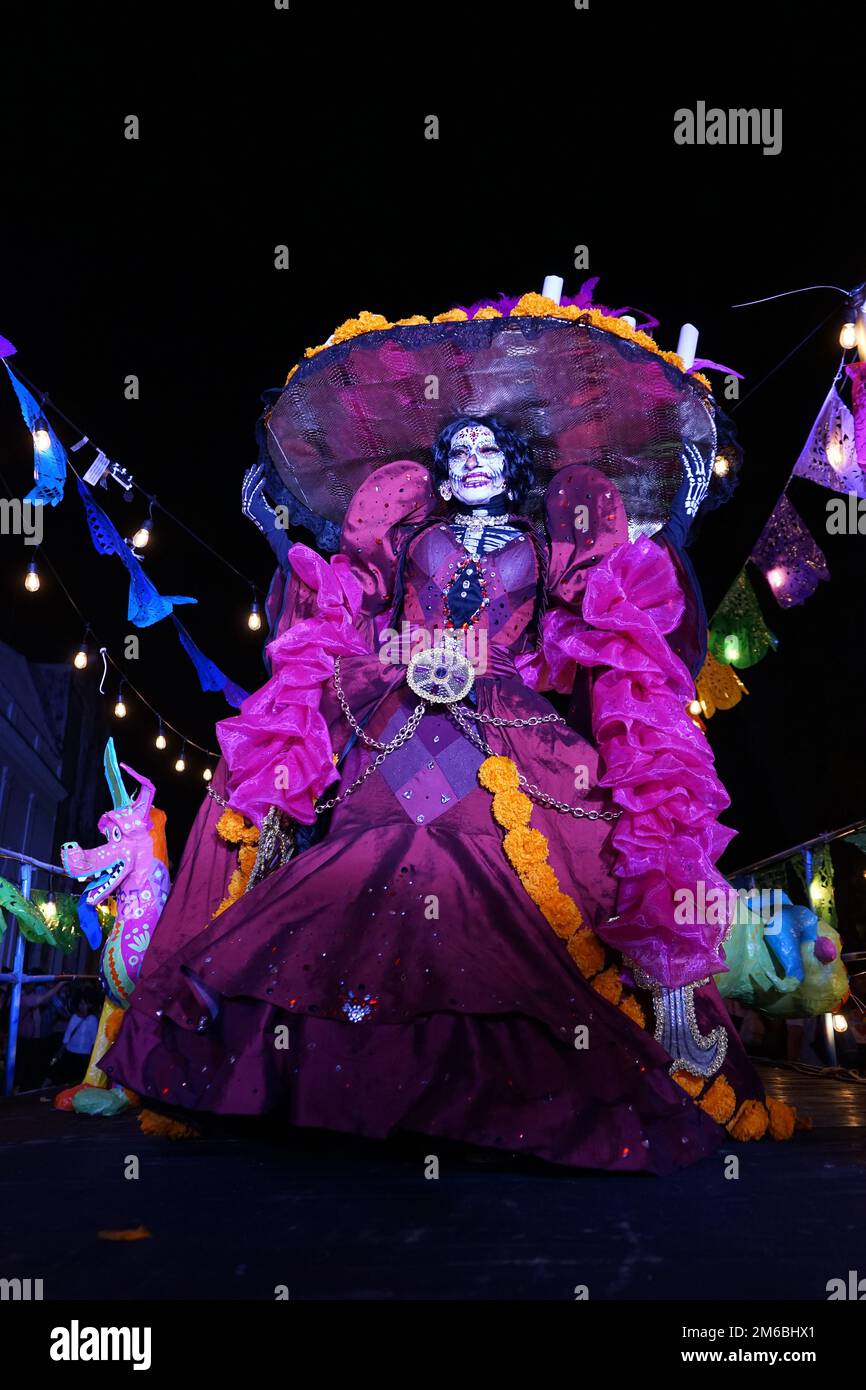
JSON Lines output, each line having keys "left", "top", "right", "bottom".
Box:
{"left": 832, "top": 1013, "right": 849, "bottom": 1034}
{"left": 248, "top": 596, "right": 262, "bottom": 631}
{"left": 24, "top": 558, "right": 40, "bottom": 592}
{"left": 840, "top": 302, "right": 859, "bottom": 351}
{"left": 73, "top": 626, "right": 91, "bottom": 670}
{"left": 202, "top": 766, "right": 213, "bottom": 782}
{"left": 688, "top": 699, "right": 703, "bottom": 716}
{"left": 155, "top": 722, "right": 167, "bottom": 751}
{"left": 114, "top": 684, "right": 127, "bottom": 719}
{"left": 131, "top": 498, "right": 155, "bottom": 550}
{"left": 42, "top": 887, "right": 58, "bottom": 922}
{"left": 713, "top": 455, "right": 730, "bottom": 477}
{"left": 175, "top": 743, "right": 187, "bottom": 773}
{"left": 32, "top": 416, "right": 52, "bottom": 453}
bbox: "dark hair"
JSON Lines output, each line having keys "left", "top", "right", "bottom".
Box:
{"left": 431, "top": 415, "right": 535, "bottom": 509}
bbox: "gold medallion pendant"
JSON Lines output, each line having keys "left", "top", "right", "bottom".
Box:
{"left": 406, "top": 633, "right": 475, "bottom": 704}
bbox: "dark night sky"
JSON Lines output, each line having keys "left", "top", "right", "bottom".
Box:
{"left": 1, "top": 1, "right": 863, "bottom": 869}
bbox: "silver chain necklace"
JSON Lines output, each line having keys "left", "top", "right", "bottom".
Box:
{"left": 317, "top": 657, "right": 621, "bottom": 822}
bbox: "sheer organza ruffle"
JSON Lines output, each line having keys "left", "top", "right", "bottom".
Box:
{"left": 563, "top": 536, "right": 735, "bottom": 988}
{"left": 216, "top": 545, "right": 368, "bottom": 826}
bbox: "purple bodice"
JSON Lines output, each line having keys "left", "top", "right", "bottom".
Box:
{"left": 399, "top": 520, "right": 540, "bottom": 656}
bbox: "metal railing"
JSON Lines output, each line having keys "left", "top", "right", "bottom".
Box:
{"left": 0, "top": 848, "right": 97, "bottom": 1097}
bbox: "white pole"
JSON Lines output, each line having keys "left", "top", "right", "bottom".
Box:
{"left": 677, "top": 322, "right": 699, "bottom": 370}
{"left": 542, "top": 275, "right": 564, "bottom": 305}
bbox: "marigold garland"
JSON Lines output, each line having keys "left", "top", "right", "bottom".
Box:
{"left": 698, "top": 1075, "right": 737, "bottom": 1125}
{"left": 491, "top": 789, "right": 533, "bottom": 830}
{"left": 138, "top": 1109, "right": 199, "bottom": 1140}
{"left": 216, "top": 808, "right": 259, "bottom": 847}
{"left": 502, "top": 826, "right": 549, "bottom": 870}
{"left": 726, "top": 1097, "right": 769, "bottom": 1142}
{"left": 619, "top": 994, "right": 646, "bottom": 1028}
{"left": 567, "top": 928, "right": 606, "bottom": 977}
{"left": 766, "top": 1095, "right": 797, "bottom": 1141}
{"left": 288, "top": 294, "right": 715, "bottom": 392}
{"left": 476, "top": 756, "right": 796, "bottom": 1146}
{"left": 518, "top": 862, "right": 560, "bottom": 900}
{"left": 671, "top": 1068, "right": 705, "bottom": 1099}
{"left": 478, "top": 756, "right": 520, "bottom": 794}
{"left": 591, "top": 966, "right": 623, "bottom": 1006}
{"left": 213, "top": 809, "right": 260, "bottom": 918}
{"left": 541, "top": 892, "right": 584, "bottom": 937}
{"left": 673, "top": 1068, "right": 795, "bottom": 1139}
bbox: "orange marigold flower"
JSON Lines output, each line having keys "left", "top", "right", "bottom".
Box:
{"left": 567, "top": 928, "right": 605, "bottom": 978}
{"left": 692, "top": 371, "right": 713, "bottom": 391}
{"left": 518, "top": 862, "right": 559, "bottom": 899}
{"left": 394, "top": 315, "right": 429, "bottom": 326}
{"left": 511, "top": 292, "right": 567, "bottom": 319}
{"left": 502, "top": 826, "right": 549, "bottom": 871}
{"left": 431, "top": 309, "right": 468, "bottom": 323}
{"left": 619, "top": 994, "right": 646, "bottom": 1029}
{"left": 539, "top": 891, "right": 583, "bottom": 938}
{"left": 698, "top": 1075, "right": 737, "bottom": 1124}
{"left": 726, "top": 1098, "right": 769, "bottom": 1142}
{"left": 138, "top": 1110, "right": 198, "bottom": 1140}
{"left": 331, "top": 311, "right": 392, "bottom": 345}
{"left": 591, "top": 966, "right": 623, "bottom": 1005}
{"left": 238, "top": 844, "right": 258, "bottom": 876}
{"left": 491, "top": 789, "right": 533, "bottom": 830}
{"left": 472, "top": 307, "right": 502, "bottom": 319}
{"left": 478, "top": 756, "right": 520, "bottom": 794}
{"left": 766, "top": 1096, "right": 796, "bottom": 1141}
{"left": 227, "top": 868, "right": 247, "bottom": 900}
{"left": 216, "top": 808, "right": 248, "bottom": 844}
{"left": 285, "top": 364, "right": 298, "bottom": 385}
{"left": 671, "top": 1068, "right": 705, "bottom": 1098}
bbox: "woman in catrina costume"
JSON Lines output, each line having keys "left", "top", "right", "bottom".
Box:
{"left": 102, "top": 284, "right": 796, "bottom": 1170}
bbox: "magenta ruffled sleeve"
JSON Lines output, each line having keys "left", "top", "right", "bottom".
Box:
{"left": 216, "top": 545, "right": 369, "bottom": 827}
{"left": 566, "top": 535, "right": 735, "bottom": 989}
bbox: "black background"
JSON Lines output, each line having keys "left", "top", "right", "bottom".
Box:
{"left": 1, "top": 0, "right": 863, "bottom": 871}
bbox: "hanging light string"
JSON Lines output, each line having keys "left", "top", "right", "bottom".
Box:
{"left": 731, "top": 281, "right": 859, "bottom": 308}
{"left": 33, "top": 543, "right": 221, "bottom": 760}
{"left": 728, "top": 305, "right": 841, "bottom": 414}
{"left": 6, "top": 360, "right": 262, "bottom": 594}
{"left": 0, "top": 468, "right": 220, "bottom": 762}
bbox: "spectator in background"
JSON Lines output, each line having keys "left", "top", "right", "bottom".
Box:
{"left": 48, "top": 995, "right": 98, "bottom": 1086}
{"left": 15, "top": 979, "right": 67, "bottom": 1090}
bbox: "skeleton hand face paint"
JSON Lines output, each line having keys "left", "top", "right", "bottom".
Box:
{"left": 445, "top": 425, "right": 506, "bottom": 505}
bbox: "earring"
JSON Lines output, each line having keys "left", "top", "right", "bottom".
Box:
{"left": 439, "top": 482, "right": 452, "bottom": 501}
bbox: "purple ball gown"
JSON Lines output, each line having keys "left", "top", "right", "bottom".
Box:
{"left": 102, "top": 461, "right": 771, "bottom": 1173}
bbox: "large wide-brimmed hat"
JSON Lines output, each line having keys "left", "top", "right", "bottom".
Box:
{"left": 264, "top": 292, "right": 719, "bottom": 537}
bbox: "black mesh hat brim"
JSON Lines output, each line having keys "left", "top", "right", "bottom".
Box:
{"left": 266, "top": 315, "right": 717, "bottom": 533}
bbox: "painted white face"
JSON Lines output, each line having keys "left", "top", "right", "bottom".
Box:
{"left": 446, "top": 425, "right": 506, "bottom": 505}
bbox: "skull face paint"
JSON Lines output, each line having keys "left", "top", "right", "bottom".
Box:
{"left": 445, "top": 425, "right": 506, "bottom": 505}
